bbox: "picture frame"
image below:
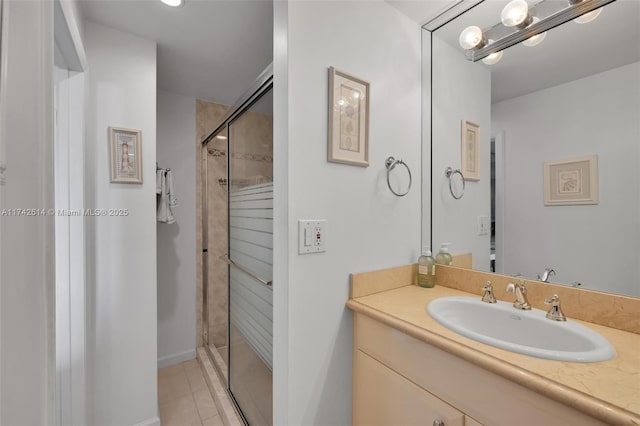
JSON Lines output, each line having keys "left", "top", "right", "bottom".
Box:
{"left": 110, "top": 127, "right": 143, "bottom": 184}
{"left": 461, "top": 120, "right": 480, "bottom": 181}
{"left": 543, "top": 155, "right": 598, "bottom": 206}
{"left": 328, "top": 67, "right": 370, "bottom": 167}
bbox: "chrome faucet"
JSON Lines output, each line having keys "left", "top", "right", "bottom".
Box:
{"left": 506, "top": 280, "right": 531, "bottom": 310}
{"left": 481, "top": 281, "right": 497, "bottom": 303}
{"left": 544, "top": 294, "right": 567, "bottom": 321}
{"left": 539, "top": 268, "right": 556, "bottom": 282}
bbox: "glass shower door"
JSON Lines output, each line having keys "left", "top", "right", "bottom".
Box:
{"left": 226, "top": 87, "right": 273, "bottom": 425}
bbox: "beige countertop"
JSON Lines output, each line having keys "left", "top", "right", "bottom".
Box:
{"left": 347, "top": 284, "right": 640, "bottom": 425}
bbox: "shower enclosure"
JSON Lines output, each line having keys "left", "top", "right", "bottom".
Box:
{"left": 201, "top": 65, "right": 273, "bottom": 425}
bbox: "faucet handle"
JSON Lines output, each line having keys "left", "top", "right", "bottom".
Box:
{"left": 544, "top": 294, "right": 567, "bottom": 321}
{"left": 481, "top": 281, "right": 497, "bottom": 303}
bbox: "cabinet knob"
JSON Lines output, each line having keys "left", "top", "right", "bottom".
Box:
{"left": 433, "top": 420, "right": 445, "bottom": 426}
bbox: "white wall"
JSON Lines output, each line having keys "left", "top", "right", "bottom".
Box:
{"left": 0, "top": 1, "right": 55, "bottom": 424}
{"left": 431, "top": 36, "right": 491, "bottom": 270}
{"left": 492, "top": 62, "right": 640, "bottom": 296}
{"left": 156, "top": 89, "right": 197, "bottom": 367}
{"left": 274, "top": 2, "right": 422, "bottom": 424}
{"left": 85, "top": 21, "right": 159, "bottom": 426}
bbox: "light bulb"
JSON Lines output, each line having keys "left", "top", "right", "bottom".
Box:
{"left": 482, "top": 51, "right": 503, "bottom": 65}
{"left": 501, "top": 0, "right": 530, "bottom": 27}
{"left": 522, "top": 18, "right": 547, "bottom": 47}
{"left": 459, "top": 26, "right": 485, "bottom": 50}
{"left": 161, "top": 0, "right": 184, "bottom": 7}
{"left": 522, "top": 31, "right": 546, "bottom": 46}
{"left": 574, "top": 8, "right": 602, "bottom": 24}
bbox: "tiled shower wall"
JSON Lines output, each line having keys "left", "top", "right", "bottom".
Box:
{"left": 196, "top": 99, "right": 273, "bottom": 349}
{"left": 196, "top": 100, "right": 229, "bottom": 348}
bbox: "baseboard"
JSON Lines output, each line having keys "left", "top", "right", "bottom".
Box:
{"left": 157, "top": 348, "right": 197, "bottom": 369}
{"left": 133, "top": 416, "right": 160, "bottom": 426}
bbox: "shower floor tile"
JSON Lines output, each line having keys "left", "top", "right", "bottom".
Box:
{"left": 158, "top": 359, "right": 222, "bottom": 426}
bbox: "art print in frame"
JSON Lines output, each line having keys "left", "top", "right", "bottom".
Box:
{"left": 461, "top": 120, "right": 480, "bottom": 181}
{"left": 110, "top": 127, "right": 143, "bottom": 184}
{"left": 328, "top": 67, "right": 370, "bottom": 167}
{"left": 544, "top": 155, "right": 599, "bottom": 206}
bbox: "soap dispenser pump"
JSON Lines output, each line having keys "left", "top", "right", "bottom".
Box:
{"left": 417, "top": 246, "right": 436, "bottom": 288}
{"left": 435, "top": 243, "right": 453, "bottom": 266}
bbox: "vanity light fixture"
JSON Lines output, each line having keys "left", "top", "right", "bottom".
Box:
{"left": 161, "top": 0, "right": 184, "bottom": 7}
{"left": 482, "top": 40, "right": 504, "bottom": 65}
{"left": 459, "top": 25, "right": 486, "bottom": 50}
{"left": 501, "top": 0, "right": 532, "bottom": 28}
{"left": 522, "top": 17, "right": 547, "bottom": 46}
{"left": 573, "top": 7, "right": 602, "bottom": 23}
{"left": 457, "top": 0, "right": 614, "bottom": 62}
{"left": 215, "top": 135, "right": 227, "bottom": 140}
{"left": 482, "top": 50, "right": 504, "bottom": 65}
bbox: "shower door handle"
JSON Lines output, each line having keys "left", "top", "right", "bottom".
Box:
{"left": 220, "top": 255, "right": 273, "bottom": 288}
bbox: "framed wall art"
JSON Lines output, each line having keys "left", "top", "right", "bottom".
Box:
{"left": 328, "top": 67, "right": 370, "bottom": 167}
{"left": 461, "top": 120, "right": 480, "bottom": 181}
{"left": 544, "top": 155, "right": 599, "bottom": 206}
{"left": 110, "top": 127, "right": 143, "bottom": 184}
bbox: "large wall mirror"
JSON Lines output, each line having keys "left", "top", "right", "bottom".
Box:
{"left": 424, "top": 0, "right": 639, "bottom": 297}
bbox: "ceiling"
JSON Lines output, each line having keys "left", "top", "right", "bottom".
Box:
{"left": 81, "top": 0, "right": 638, "bottom": 105}
{"left": 386, "top": 0, "right": 454, "bottom": 25}
{"left": 81, "top": 0, "right": 273, "bottom": 106}
{"left": 389, "top": 0, "right": 640, "bottom": 103}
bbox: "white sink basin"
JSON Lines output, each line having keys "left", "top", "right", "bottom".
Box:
{"left": 427, "top": 296, "right": 615, "bottom": 362}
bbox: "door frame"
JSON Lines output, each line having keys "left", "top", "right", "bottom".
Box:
{"left": 53, "top": 1, "right": 87, "bottom": 424}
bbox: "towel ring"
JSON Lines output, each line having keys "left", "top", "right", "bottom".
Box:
{"left": 445, "top": 167, "right": 465, "bottom": 199}
{"left": 385, "top": 156, "right": 412, "bottom": 197}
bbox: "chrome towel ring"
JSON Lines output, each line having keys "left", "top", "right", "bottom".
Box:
{"left": 385, "top": 156, "right": 412, "bottom": 197}
{"left": 445, "top": 166, "right": 465, "bottom": 199}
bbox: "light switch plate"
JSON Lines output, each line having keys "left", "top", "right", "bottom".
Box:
{"left": 298, "top": 219, "right": 326, "bottom": 254}
{"left": 478, "top": 215, "right": 490, "bottom": 236}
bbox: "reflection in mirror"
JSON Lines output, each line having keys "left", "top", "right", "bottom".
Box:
{"left": 426, "top": 0, "right": 640, "bottom": 297}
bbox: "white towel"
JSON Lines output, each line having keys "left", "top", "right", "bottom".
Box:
{"left": 156, "top": 169, "right": 163, "bottom": 195}
{"left": 157, "top": 170, "right": 176, "bottom": 224}
{"left": 166, "top": 170, "right": 178, "bottom": 208}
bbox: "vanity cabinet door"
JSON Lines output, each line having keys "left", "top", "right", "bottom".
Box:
{"left": 464, "top": 416, "right": 483, "bottom": 426}
{"left": 354, "top": 349, "right": 464, "bottom": 426}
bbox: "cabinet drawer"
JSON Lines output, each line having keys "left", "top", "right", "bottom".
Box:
{"left": 354, "top": 349, "right": 464, "bottom": 426}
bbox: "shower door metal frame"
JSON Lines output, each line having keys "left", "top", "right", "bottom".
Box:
{"left": 201, "top": 63, "right": 273, "bottom": 425}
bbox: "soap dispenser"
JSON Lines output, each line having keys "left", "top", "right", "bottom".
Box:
{"left": 417, "top": 246, "right": 436, "bottom": 288}
{"left": 435, "top": 243, "right": 453, "bottom": 266}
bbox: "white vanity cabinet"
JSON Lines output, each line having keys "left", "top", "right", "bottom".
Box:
{"left": 352, "top": 312, "right": 608, "bottom": 426}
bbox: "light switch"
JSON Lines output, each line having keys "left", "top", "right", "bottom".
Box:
{"left": 304, "top": 227, "right": 313, "bottom": 246}
{"left": 478, "top": 215, "right": 490, "bottom": 236}
{"left": 298, "top": 219, "right": 327, "bottom": 254}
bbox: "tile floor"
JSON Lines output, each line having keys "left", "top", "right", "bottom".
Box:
{"left": 158, "top": 359, "right": 223, "bottom": 426}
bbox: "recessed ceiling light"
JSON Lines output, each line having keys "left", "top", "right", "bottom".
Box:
{"left": 161, "top": 0, "right": 184, "bottom": 7}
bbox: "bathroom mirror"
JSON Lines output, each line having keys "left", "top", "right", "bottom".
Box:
{"left": 424, "top": 0, "right": 640, "bottom": 297}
